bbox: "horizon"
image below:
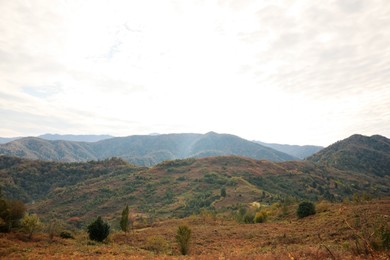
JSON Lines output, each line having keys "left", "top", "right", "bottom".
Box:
{"left": 1, "top": 1, "right": 390, "bottom": 146}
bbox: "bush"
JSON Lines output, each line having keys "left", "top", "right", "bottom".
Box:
{"left": 20, "top": 213, "right": 43, "bottom": 239}
{"left": 243, "top": 212, "right": 255, "bottom": 224}
{"left": 254, "top": 211, "right": 268, "bottom": 223}
{"left": 60, "top": 231, "right": 74, "bottom": 239}
{"left": 145, "top": 235, "right": 169, "bottom": 254}
{"left": 297, "top": 202, "right": 316, "bottom": 218}
{"left": 0, "top": 198, "right": 26, "bottom": 232}
{"left": 87, "top": 216, "right": 110, "bottom": 242}
{"left": 176, "top": 225, "right": 191, "bottom": 255}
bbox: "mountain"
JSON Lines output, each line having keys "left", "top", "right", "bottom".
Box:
{"left": 0, "top": 132, "right": 296, "bottom": 165}
{"left": 307, "top": 134, "right": 390, "bottom": 177}
{"left": 0, "top": 134, "right": 113, "bottom": 144}
{"left": 39, "top": 134, "right": 114, "bottom": 142}
{"left": 0, "top": 137, "right": 20, "bottom": 144}
{"left": 0, "top": 137, "right": 97, "bottom": 162}
{"left": 1, "top": 153, "right": 388, "bottom": 224}
{"left": 255, "top": 141, "right": 323, "bottom": 159}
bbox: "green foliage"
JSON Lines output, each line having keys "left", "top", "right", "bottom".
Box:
{"left": 243, "top": 211, "right": 256, "bottom": 224}
{"left": 176, "top": 225, "right": 191, "bottom": 255}
{"left": 120, "top": 205, "right": 129, "bottom": 233}
{"left": 220, "top": 187, "right": 226, "bottom": 197}
{"left": 0, "top": 197, "right": 26, "bottom": 232}
{"left": 87, "top": 216, "right": 110, "bottom": 242}
{"left": 145, "top": 235, "right": 169, "bottom": 254}
{"left": 235, "top": 207, "right": 257, "bottom": 224}
{"left": 297, "top": 202, "right": 316, "bottom": 219}
{"left": 254, "top": 211, "right": 268, "bottom": 223}
{"left": 47, "top": 218, "right": 63, "bottom": 241}
{"left": 20, "top": 213, "right": 42, "bottom": 239}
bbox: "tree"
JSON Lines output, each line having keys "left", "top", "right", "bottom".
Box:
{"left": 0, "top": 197, "right": 26, "bottom": 233}
{"left": 47, "top": 217, "right": 62, "bottom": 241}
{"left": 87, "top": 216, "right": 110, "bottom": 242}
{"left": 20, "top": 213, "right": 42, "bottom": 239}
{"left": 297, "top": 202, "right": 316, "bottom": 219}
{"left": 220, "top": 187, "right": 226, "bottom": 198}
{"left": 176, "top": 225, "right": 191, "bottom": 255}
{"left": 120, "top": 205, "right": 129, "bottom": 234}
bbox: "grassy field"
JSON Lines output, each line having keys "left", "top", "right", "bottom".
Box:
{"left": 1, "top": 199, "right": 389, "bottom": 259}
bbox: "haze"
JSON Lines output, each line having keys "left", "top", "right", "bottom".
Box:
{"left": 1, "top": 0, "right": 389, "bottom": 146}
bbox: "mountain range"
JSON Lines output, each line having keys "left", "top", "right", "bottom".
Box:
{"left": 254, "top": 141, "right": 323, "bottom": 159}
{"left": 0, "top": 133, "right": 389, "bottom": 224}
{"left": 0, "top": 132, "right": 299, "bottom": 166}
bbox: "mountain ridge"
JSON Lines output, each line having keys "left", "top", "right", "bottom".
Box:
{"left": 307, "top": 134, "right": 390, "bottom": 177}
{"left": 255, "top": 141, "right": 323, "bottom": 159}
{"left": 0, "top": 132, "right": 297, "bottom": 166}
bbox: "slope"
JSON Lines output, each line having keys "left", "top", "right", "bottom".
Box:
{"left": 0, "top": 137, "right": 97, "bottom": 162}
{"left": 307, "top": 134, "right": 390, "bottom": 177}
{"left": 2, "top": 153, "right": 388, "bottom": 225}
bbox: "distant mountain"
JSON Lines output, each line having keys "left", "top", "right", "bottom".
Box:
{"left": 39, "top": 134, "right": 114, "bottom": 142}
{"left": 0, "top": 134, "right": 113, "bottom": 144}
{"left": 0, "top": 132, "right": 296, "bottom": 165}
{"left": 307, "top": 134, "right": 390, "bottom": 177}
{"left": 255, "top": 141, "right": 323, "bottom": 159}
{"left": 0, "top": 137, "right": 20, "bottom": 144}
{"left": 0, "top": 137, "right": 97, "bottom": 162}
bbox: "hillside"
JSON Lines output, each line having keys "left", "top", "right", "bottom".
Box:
{"left": 1, "top": 153, "right": 388, "bottom": 225}
{"left": 255, "top": 141, "right": 323, "bottom": 159}
{"left": 1, "top": 199, "right": 389, "bottom": 259}
{"left": 0, "top": 132, "right": 296, "bottom": 166}
{"left": 0, "top": 137, "right": 98, "bottom": 162}
{"left": 307, "top": 134, "right": 390, "bottom": 177}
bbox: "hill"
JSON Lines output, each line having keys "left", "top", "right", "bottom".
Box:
{"left": 255, "top": 141, "right": 323, "bottom": 159}
{"left": 0, "top": 137, "right": 98, "bottom": 162}
{"left": 1, "top": 153, "right": 388, "bottom": 224}
{"left": 307, "top": 134, "right": 390, "bottom": 177}
{"left": 0, "top": 132, "right": 296, "bottom": 166}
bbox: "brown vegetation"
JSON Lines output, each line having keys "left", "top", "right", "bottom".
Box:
{"left": 0, "top": 199, "right": 389, "bottom": 259}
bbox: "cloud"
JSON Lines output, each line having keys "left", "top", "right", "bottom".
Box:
{"left": 0, "top": 0, "right": 389, "bottom": 145}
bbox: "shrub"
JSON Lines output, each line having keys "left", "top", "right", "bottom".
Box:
{"left": 254, "top": 211, "right": 268, "bottom": 223}
{"left": 87, "top": 216, "right": 110, "bottom": 242}
{"left": 60, "top": 231, "right": 74, "bottom": 239}
{"left": 0, "top": 198, "right": 26, "bottom": 232}
{"left": 297, "top": 202, "right": 316, "bottom": 218}
{"left": 176, "top": 225, "right": 191, "bottom": 255}
{"left": 145, "top": 235, "right": 169, "bottom": 254}
{"left": 20, "top": 213, "right": 43, "bottom": 239}
{"left": 243, "top": 211, "right": 255, "bottom": 224}
{"left": 220, "top": 187, "right": 226, "bottom": 197}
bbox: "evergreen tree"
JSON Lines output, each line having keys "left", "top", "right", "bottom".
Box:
{"left": 120, "top": 205, "right": 129, "bottom": 234}
{"left": 87, "top": 216, "right": 110, "bottom": 242}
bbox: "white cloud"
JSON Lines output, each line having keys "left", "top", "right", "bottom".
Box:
{"left": 0, "top": 0, "right": 389, "bottom": 146}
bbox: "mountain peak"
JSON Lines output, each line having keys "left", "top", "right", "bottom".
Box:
{"left": 307, "top": 134, "right": 390, "bottom": 177}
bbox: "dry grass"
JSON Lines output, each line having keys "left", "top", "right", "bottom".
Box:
{"left": 1, "top": 199, "right": 389, "bottom": 259}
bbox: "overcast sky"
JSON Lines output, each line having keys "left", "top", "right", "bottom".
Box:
{"left": 1, "top": 0, "right": 389, "bottom": 146}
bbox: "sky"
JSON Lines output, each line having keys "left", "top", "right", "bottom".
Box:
{"left": 1, "top": 0, "right": 390, "bottom": 146}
